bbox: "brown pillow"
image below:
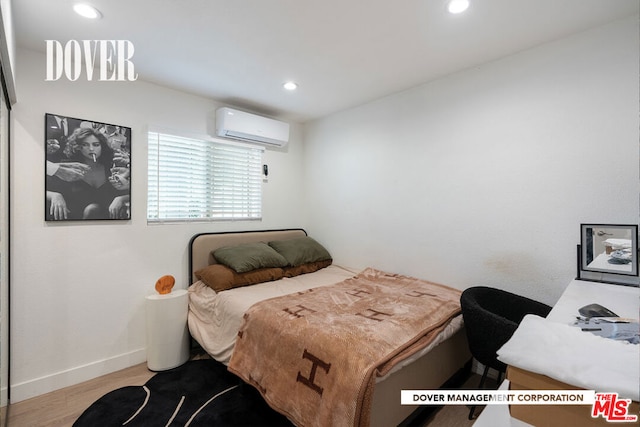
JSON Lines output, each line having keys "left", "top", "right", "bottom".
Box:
{"left": 282, "top": 259, "right": 333, "bottom": 278}
{"left": 195, "top": 264, "right": 284, "bottom": 292}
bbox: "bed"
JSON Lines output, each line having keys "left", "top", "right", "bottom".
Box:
{"left": 187, "top": 229, "right": 471, "bottom": 427}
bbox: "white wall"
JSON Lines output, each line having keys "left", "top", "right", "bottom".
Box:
{"left": 10, "top": 48, "right": 306, "bottom": 401}
{"left": 303, "top": 16, "right": 639, "bottom": 306}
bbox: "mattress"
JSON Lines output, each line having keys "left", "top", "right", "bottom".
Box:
{"left": 188, "top": 264, "right": 463, "bottom": 380}
{"left": 188, "top": 265, "right": 358, "bottom": 364}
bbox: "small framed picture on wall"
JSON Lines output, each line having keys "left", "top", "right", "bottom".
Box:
{"left": 45, "top": 113, "right": 131, "bottom": 221}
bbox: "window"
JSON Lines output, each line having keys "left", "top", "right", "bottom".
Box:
{"left": 147, "top": 130, "right": 263, "bottom": 222}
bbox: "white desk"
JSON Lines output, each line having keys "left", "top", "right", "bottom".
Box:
{"left": 547, "top": 278, "right": 639, "bottom": 324}
{"left": 473, "top": 279, "right": 639, "bottom": 426}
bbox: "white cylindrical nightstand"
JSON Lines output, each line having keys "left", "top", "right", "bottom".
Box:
{"left": 145, "top": 289, "right": 190, "bottom": 371}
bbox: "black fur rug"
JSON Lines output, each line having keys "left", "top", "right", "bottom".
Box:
{"left": 73, "top": 359, "right": 293, "bottom": 427}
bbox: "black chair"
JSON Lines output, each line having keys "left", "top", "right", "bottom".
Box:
{"left": 460, "top": 286, "right": 552, "bottom": 419}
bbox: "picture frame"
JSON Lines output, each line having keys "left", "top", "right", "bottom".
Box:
{"left": 578, "top": 223, "right": 639, "bottom": 286}
{"left": 45, "top": 113, "right": 131, "bottom": 221}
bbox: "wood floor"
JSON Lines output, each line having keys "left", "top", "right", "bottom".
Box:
{"left": 6, "top": 363, "right": 155, "bottom": 427}
{"left": 5, "top": 362, "right": 483, "bottom": 427}
{"left": 410, "top": 374, "right": 485, "bottom": 427}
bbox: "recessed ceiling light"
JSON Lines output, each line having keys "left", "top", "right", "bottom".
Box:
{"left": 283, "top": 81, "right": 298, "bottom": 91}
{"left": 73, "top": 3, "right": 102, "bottom": 19}
{"left": 447, "top": 0, "right": 469, "bottom": 14}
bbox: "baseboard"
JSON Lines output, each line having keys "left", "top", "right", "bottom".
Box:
{"left": 0, "top": 385, "right": 6, "bottom": 407}
{"left": 10, "top": 348, "right": 146, "bottom": 403}
{"left": 471, "top": 360, "right": 502, "bottom": 380}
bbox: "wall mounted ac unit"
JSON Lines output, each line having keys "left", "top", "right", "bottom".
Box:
{"left": 215, "top": 107, "right": 289, "bottom": 147}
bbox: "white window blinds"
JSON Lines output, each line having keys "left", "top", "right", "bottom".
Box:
{"left": 148, "top": 131, "right": 263, "bottom": 222}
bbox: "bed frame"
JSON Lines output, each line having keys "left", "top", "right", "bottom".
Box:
{"left": 188, "top": 229, "right": 471, "bottom": 427}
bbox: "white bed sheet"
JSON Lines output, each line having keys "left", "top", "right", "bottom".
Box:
{"left": 188, "top": 264, "right": 464, "bottom": 379}
{"left": 188, "top": 265, "right": 358, "bottom": 364}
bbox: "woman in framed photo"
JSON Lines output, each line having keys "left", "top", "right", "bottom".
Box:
{"left": 46, "top": 126, "right": 130, "bottom": 220}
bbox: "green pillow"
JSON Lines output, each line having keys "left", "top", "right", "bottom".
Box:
{"left": 212, "top": 242, "right": 288, "bottom": 273}
{"left": 268, "top": 237, "right": 332, "bottom": 267}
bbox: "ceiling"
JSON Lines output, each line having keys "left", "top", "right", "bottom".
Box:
{"left": 13, "top": 0, "right": 640, "bottom": 123}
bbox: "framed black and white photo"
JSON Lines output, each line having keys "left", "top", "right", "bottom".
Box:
{"left": 45, "top": 113, "right": 131, "bottom": 221}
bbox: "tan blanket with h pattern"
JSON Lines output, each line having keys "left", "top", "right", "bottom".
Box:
{"left": 228, "top": 268, "right": 462, "bottom": 427}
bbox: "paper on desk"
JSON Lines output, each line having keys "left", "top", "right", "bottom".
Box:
{"left": 497, "top": 314, "right": 639, "bottom": 401}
